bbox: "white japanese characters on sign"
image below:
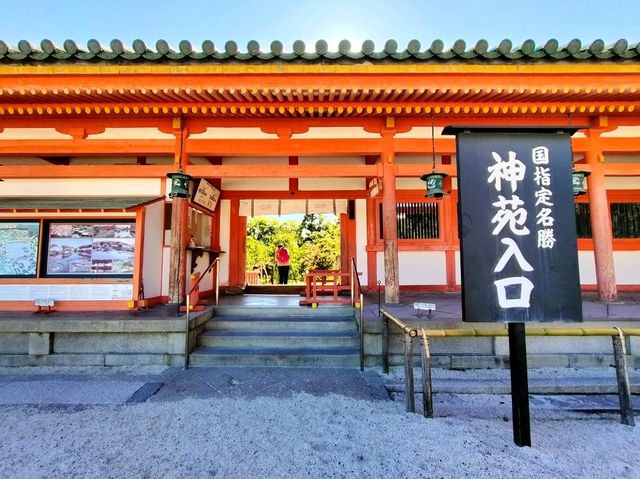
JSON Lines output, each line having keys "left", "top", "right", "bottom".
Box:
{"left": 487, "top": 147, "right": 553, "bottom": 308}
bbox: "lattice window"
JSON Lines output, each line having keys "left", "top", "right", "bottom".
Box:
{"left": 575, "top": 202, "right": 640, "bottom": 239}
{"left": 379, "top": 202, "right": 440, "bottom": 240}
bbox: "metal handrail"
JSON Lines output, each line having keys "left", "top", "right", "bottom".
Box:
{"left": 184, "top": 257, "right": 220, "bottom": 370}
{"left": 380, "top": 309, "right": 637, "bottom": 426}
{"left": 350, "top": 258, "right": 365, "bottom": 372}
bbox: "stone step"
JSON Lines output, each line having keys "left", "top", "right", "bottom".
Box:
{"left": 206, "top": 317, "right": 358, "bottom": 332}
{"left": 189, "top": 346, "right": 360, "bottom": 367}
{"left": 212, "top": 306, "right": 355, "bottom": 318}
{"left": 197, "top": 330, "right": 359, "bottom": 348}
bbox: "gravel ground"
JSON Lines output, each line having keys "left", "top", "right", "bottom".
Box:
{"left": 0, "top": 366, "right": 638, "bottom": 479}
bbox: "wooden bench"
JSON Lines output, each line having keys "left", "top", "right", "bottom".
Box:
{"left": 300, "top": 270, "right": 353, "bottom": 306}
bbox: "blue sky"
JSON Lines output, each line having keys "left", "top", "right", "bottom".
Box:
{"left": 1, "top": 0, "right": 638, "bottom": 51}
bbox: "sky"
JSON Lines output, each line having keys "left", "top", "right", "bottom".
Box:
{"left": 0, "top": 0, "right": 638, "bottom": 53}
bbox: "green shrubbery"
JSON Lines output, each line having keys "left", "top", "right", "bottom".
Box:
{"left": 246, "top": 214, "right": 340, "bottom": 284}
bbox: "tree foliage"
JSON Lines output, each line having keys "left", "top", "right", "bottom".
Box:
{"left": 246, "top": 214, "right": 340, "bottom": 284}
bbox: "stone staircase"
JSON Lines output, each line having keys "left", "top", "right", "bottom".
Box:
{"left": 189, "top": 305, "right": 360, "bottom": 367}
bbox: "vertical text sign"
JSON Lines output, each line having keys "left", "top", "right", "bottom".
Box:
{"left": 455, "top": 129, "right": 582, "bottom": 323}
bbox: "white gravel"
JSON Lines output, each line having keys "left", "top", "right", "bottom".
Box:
{"left": 1, "top": 390, "right": 638, "bottom": 478}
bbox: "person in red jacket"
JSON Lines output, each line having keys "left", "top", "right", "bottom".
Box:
{"left": 275, "top": 243, "right": 290, "bottom": 284}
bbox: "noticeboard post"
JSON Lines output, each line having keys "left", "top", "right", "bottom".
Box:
{"left": 445, "top": 126, "right": 584, "bottom": 446}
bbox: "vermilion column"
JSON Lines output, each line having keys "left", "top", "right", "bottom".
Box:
{"left": 168, "top": 118, "right": 190, "bottom": 305}
{"left": 168, "top": 197, "right": 189, "bottom": 304}
{"left": 585, "top": 130, "right": 618, "bottom": 301}
{"left": 381, "top": 130, "right": 399, "bottom": 303}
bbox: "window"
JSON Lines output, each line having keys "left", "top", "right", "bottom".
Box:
{"left": 611, "top": 203, "right": 640, "bottom": 238}
{"left": 379, "top": 201, "right": 440, "bottom": 240}
{"left": 0, "top": 221, "right": 40, "bottom": 277}
{"left": 574, "top": 203, "right": 592, "bottom": 238}
{"left": 575, "top": 202, "right": 640, "bottom": 239}
{"left": 43, "top": 221, "right": 135, "bottom": 277}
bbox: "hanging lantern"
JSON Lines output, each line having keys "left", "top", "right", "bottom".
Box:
{"left": 167, "top": 171, "right": 193, "bottom": 198}
{"left": 421, "top": 115, "right": 448, "bottom": 199}
{"left": 421, "top": 170, "right": 448, "bottom": 198}
{"left": 571, "top": 168, "right": 590, "bottom": 196}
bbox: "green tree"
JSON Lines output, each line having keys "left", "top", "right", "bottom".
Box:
{"left": 245, "top": 214, "right": 340, "bottom": 284}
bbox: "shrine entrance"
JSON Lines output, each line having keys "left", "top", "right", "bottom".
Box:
{"left": 232, "top": 198, "right": 357, "bottom": 304}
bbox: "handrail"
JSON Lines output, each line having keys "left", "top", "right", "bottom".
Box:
{"left": 380, "top": 308, "right": 637, "bottom": 426}
{"left": 350, "top": 258, "right": 365, "bottom": 372}
{"left": 184, "top": 257, "right": 220, "bottom": 370}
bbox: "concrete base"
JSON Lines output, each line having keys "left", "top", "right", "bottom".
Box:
{"left": 0, "top": 309, "right": 212, "bottom": 367}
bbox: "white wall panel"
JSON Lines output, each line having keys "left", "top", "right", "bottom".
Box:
{"left": 0, "top": 178, "right": 162, "bottom": 197}
{"left": 298, "top": 178, "right": 365, "bottom": 190}
{"left": 355, "top": 199, "right": 368, "bottom": 285}
{"left": 614, "top": 251, "right": 640, "bottom": 284}
{"left": 377, "top": 251, "right": 447, "bottom": 285}
{"left": 219, "top": 200, "right": 231, "bottom": 285}
{"left": 142, "top": 201, "right": 165, "bottom": 299}
{"left": 578, "top": 251, "right": 597, "bottom": 284}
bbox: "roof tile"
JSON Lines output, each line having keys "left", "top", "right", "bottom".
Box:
{"left": 0, "top": 38, "right": 639, "bottom": 64}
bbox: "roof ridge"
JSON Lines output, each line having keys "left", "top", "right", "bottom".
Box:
{"left": 0, "top": 38, "right": 639, "bottom": 63}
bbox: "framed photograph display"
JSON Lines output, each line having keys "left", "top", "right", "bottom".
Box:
{"left": 0, "top": 221, "right": 40, "bottom": 277}
{"left": 44, "top": 221, "right": 135, "bottom": 277}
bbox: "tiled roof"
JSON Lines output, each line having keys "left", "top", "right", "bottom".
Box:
{"left": 0, "top": 38, "right": 639, "bottom": 63}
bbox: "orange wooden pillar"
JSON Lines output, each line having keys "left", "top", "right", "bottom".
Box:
{"left": 585, "top": 129, "right": 618, "bottom": 301}
{"left": 168, "top": 196, "right": 189, "bottom": 304}
{"left": 227, "top": 199, "right": 247, "bottom": 287}
{"left": 168, "top": 117, "right": 190, "bottom": 305}
{"left": 381, "top": 126, "right": 399, "bottom": 303}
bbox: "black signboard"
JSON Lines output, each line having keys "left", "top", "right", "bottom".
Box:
{"left": 451, "top": 128, "right": 582, "bottom": 323}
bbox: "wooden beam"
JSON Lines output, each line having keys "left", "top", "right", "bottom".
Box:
{"left": 183, "top": 164, "right": 379, "bottom": 178}
{"left": 186, "top": 138, "right": 385, "bottom": 156}
{"left": 0, "top": 165, "right": 173, "bottom": 178}
{"left": 0, "top": 140, "right": 174, "bottom": 156}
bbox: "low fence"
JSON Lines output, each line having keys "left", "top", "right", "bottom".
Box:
{"left": 381, "top": 309, "right": 638, "bottom": 426}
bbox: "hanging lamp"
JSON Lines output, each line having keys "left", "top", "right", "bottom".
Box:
{"left": 420, "top": 116, "right": 448, "bottom": 198}
{"left": 571, "top": 166, "right": 590, "bottom": 196}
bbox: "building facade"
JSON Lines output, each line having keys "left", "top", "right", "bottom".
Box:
{"left": 0, "top": 38, "right": 639, "bottom": 311}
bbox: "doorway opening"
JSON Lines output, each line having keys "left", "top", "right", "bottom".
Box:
{"left": 245, "top": 213, "right": 340, "bottom": 289}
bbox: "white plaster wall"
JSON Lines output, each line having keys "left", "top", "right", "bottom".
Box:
{"left": 0, "top": 157, "right": 51, "bottom": 165}
{"left": 298, "top": 178, "right": 365, "bottom": 190}
{"left": 69, "top": 157, "right": 137, "bottom": 165}
{"left": 223, "top": 156, "right": 288, "bottom": 165}
{"left": 219, "top": 199, "right": 231, "bottom": 285}
{"left": 299, "top": 156, "right": 364, "bottom": 165}
{"left": 221, "top": 156, "right": 289, "bottom": 190}
{"left": 90, "top": 128, "right": 174, "bottom": 139}
{"left": 0, "top": 128, "right": 69, "bottom": 139}
{"left": 294, "top": 127, "right": 379, "bottom": 139}
{"left": 395, "top": 127, "right": 448, "bottom": 139}
{"left": 0, "top": 178, "right": 162, "bottom": 197}
{"left": 223, "top": 178, "right": 289, "bottom": 190}
{"left": 614, "top": 251, "right": 640, "bottom": 284}
{"left": 161, "top": 247, "right": 170, "bottom": 297}
{"left": 376, "top": 251, "right": 447, "bottom": 285}
{"left": 191, "top": 128, "right": 275, "bottom": 139}
{"left": 601, "top": 126, "right": 640, "bottom": 138}
{"left": 355, "top": 199, "right": 368, "bottom": 285}
{"left": 605, "top": 177, "right": 640, "bottom": 189}
{"left": 578, "top": 251, "right": 597, "bottom": 284}
{"left": 142, "top": 201, "right": 165, "bottom": 299}
{"left": 396, "top": 178, "right": 425, "bottom": 190}
{"left": 455, "top": 251, "right": 461, "bottom": 285}
{"left": 603, "top": 153, "right": 640, "bottom": 163}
